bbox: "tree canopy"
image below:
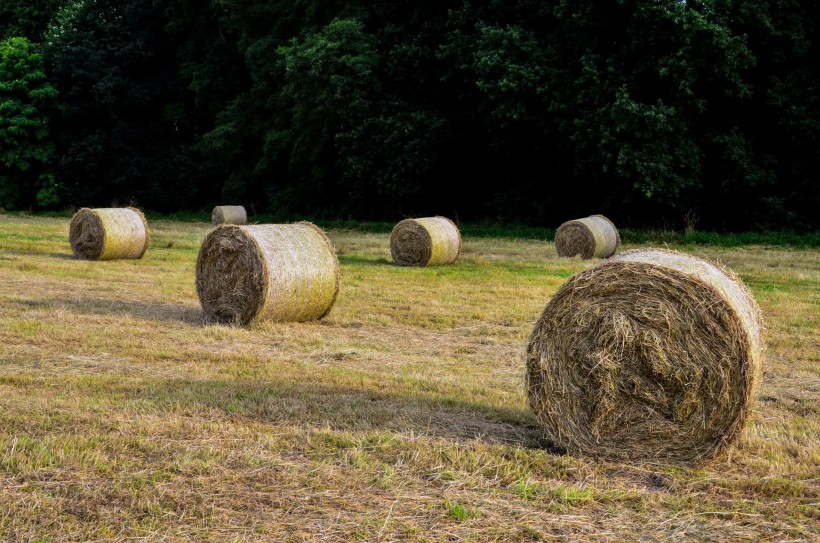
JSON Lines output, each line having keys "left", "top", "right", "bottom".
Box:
{"left": 0, "top": 36, "right": 57, "bottom": 208}
{"left": 0, "top": 0, "right": 817, "bottom": 230}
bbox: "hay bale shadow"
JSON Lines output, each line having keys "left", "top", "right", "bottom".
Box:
{"left": 139, "top": 377, "right": 550, "bottom": 449}
{"left": 21, "top": 296, "right": 203, "bottom": 325}
{"left": 337, "top": 255, "right": 392, "bottom": 267}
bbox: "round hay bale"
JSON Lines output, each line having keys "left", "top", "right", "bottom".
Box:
{"left": 555, "top": 214, "right": 619, "bottom": 259}
{"left": 526, "top": 249, "right": 764, "bottom": 464}
{"left": 69, "top": 207, "right": 150, "bottom": 260}
{"left": 212, "top": 205, "right": 247, "bottom": 226}
{"left": 196, "top": 222, "right": 340, "bottom": 325}
{"left": 390, "top": 216, "right": 461, "bottom": 266}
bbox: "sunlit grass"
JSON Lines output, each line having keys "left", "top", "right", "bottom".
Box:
{"left": 0, "top": 214, "right": 817, "bottom": 541}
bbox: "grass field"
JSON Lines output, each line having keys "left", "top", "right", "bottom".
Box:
{"left": 0, "top": 214, "right": 817, "bottom": 542}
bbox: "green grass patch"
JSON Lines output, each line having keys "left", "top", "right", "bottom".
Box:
{"left": 444, "top": 500, "right": 480, "bottom": 521}
{"left": 5, "top": 210, "right": 818, "bottom": 247}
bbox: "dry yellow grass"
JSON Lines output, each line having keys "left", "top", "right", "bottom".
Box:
{"left": 196, "top": 223, "right": 340, "bottom": 324}
{"left": 390, "top": 217, "right": 461, "bottom": 266}
{"left": 69, "top": 207, "right": 150, "bottom": 260}
{"left": 527, "top": 249, "right": 765, "bottom": 463}
{"left": 0, "top": 214, "right": 817, "bottom": 541}
{"left": 554, "top": 214, "right": 619, "bottom": 259}
{"left": 211, "top": 205, "right": 248, "bottom": 226}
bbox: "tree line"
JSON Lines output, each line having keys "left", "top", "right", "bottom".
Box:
{"left": 1, "top": 0, "right": 818, "bottom": 231}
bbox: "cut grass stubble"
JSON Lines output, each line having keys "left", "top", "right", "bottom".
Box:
{"left": 0, "top": 215, "right": 817, "bottom": 542}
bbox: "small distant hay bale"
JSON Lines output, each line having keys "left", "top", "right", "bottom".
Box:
{"left": 526, "top": 249, "right": 764, "bottom": 464}
{"left": 211, "top": 205, "right": 247, "bottom": 226}
{"left": 555, "top": 214, "right": 619, "bottom": 259}
{"left": 390, "top": 216, "right": 461, "bottom": 266}
{"left": 196, "top": 222, "right": 340, "bottom": 325}
{"left": 69, "top": 207, "right": 150, "bottom": 260}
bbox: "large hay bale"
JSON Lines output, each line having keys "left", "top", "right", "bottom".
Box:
{"left": 196, "top": 222, "right": 340, "bottom": 325}
{"left": 69, "top": 207, "right": 150, "bottom": 260}
{"left": 555, "top": 214, "right": 619, "bottom": 259}
{"left": 211, "top": 205, "right": 247, "bottom": 226}
{"left": 390, "top": 216, "right": 461, "bottom": 266}
{"left": 526, "top": 249, "right": 764, "bottom": 464}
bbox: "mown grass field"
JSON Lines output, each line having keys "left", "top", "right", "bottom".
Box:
{"left": 0, "top": 214, "right": 817, "bottom": 542}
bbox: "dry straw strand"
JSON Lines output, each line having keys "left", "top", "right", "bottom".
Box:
{"left": 555, "top": 214, "right": 619, "bottom": 259}
{"left": 69, "top": 207, "right": 150, "bottom": 260}
{"left": 212, "top": 205, "right": 248, "bottom": 226}
{"left": 390, "top": 216, "right": 461, "bottom": 266}
{"left": 196, "top": 222, "right": 340, "bottom": 325}
{"left": 526, "top": 248, "right": 764, "bottom": 464}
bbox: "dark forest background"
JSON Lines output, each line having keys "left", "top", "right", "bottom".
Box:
{"left": 1, "top": 1, "right": 818, "bottom": 231}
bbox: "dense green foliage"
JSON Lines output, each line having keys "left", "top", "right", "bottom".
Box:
{"left": 0, "top": 36, "right": 57, "bottom": 208}
{"left": 0, "top": 0, "right": 63, "bottom": 41}
{"left": 42, "top": 0, "right": 201, "bottom": 210}
{"left": 0, "top": 0, "right": 817, "bottom": 230}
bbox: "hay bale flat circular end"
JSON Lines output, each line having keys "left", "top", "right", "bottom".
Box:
{"left": 69, "top": 207, "right": 150, "bottom": 260}
{"left": 196, "top": 222, "right": 340, "bottom": 325}
{"left": 390, "top": 216, "right": 461, "bottom": 266}
{"left": 212, "top": 205, "right": 248, "bottom": 226}
{"left": 555, "top": 214, "right": 619, "bottom": 259}
{"left": 526, "top": 249, "right": 764, "bottom": 464}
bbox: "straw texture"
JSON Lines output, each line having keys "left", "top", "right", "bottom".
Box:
{"left": 555, "top": 214, "right": 619, "bottom": 259}
{"left": 196, "top": 222, "right": 340, "bottom": 325}
{"left": 69, "top": 207, "right": 150, "bottom": 260}
{"left": 526, "top": 249, "right": 764, "bottom": 464}
{"left": 390, "top": 216, "right": 461, "bottom": 266}
{"left": 212, "top": 205, "right": 248, "bottom": 226}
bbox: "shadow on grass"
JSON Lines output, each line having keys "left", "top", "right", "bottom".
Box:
{"left": 17, "top": 296, "right": 203, "bottom": 324}
{"left": 0, "top": 250, "right": 75, "bottom": 260}
{"left": 337, "top": 254, "right": 393, "bottom": 267}
{"left": 106, "top": 374, "right": 562, "bottom": 452}
{"left": 45, "top": 252, "right": 76, "bottom": 260}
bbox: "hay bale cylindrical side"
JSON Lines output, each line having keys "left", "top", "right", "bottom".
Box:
{"left": 69, "top": 207, "right": 150, "bottom": 260}
{"left": 211, "top": 205, "right": 248, "bottom": 226}
{"left": 390, "top": 216, "right": 461, "bottom": 266}
{"left": 526, "top": 249, "right": 764, "bottom": 464}
{"left": 554, "top": 214, "right": 619, "bottom": 259}
{"left": 196, "top": 222, "right": 340, "bottom": 325}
